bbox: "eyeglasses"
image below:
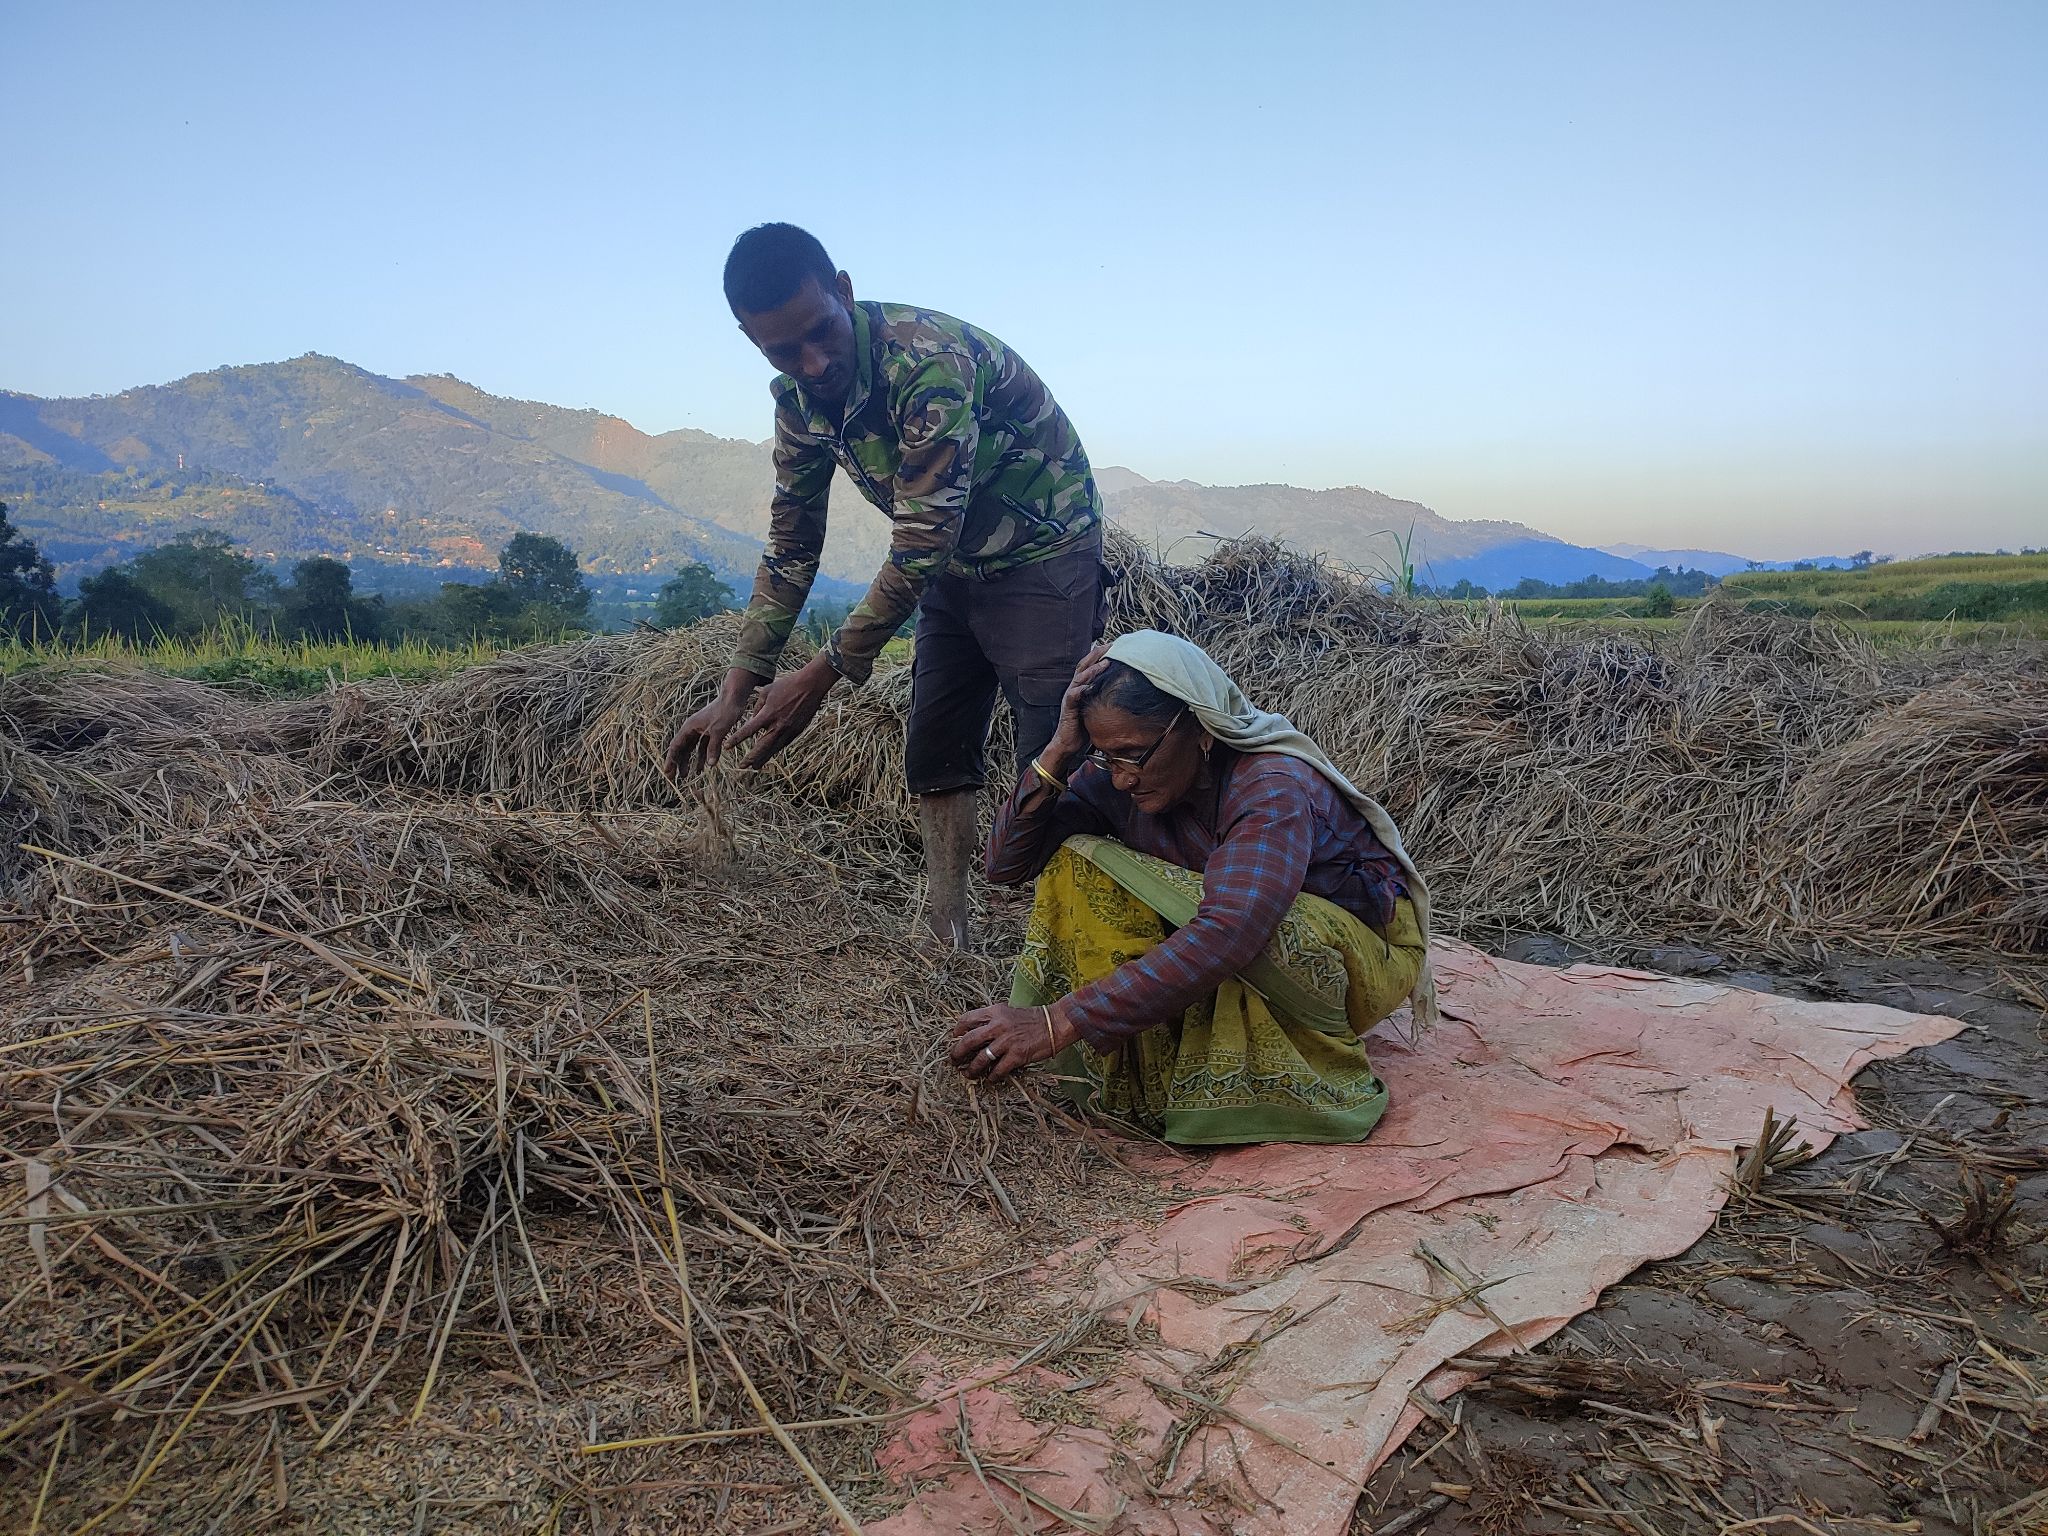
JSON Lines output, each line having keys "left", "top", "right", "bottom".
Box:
{"left": 1086, "top": 709, "right": 1186, "bottom": 774}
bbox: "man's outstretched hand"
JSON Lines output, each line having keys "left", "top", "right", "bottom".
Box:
{"left": 664, "top": 667, "right": 761, "bottom": 779}
{"left": 726, "top": 652, "right": 840, "bottom": 771}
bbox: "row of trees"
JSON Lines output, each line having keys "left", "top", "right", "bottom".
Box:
{"left": 0, "top": 503, "right": 61, "bottom": 639}
{"left": 1429, "top": 566, "right": 1720, "bottom": 602}
{"left": 0, "top": 507, "right": 738, "bottom": 645}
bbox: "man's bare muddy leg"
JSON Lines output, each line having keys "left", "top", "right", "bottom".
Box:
{"left": 919, "top": 789, "right": 977, "bottom": 947}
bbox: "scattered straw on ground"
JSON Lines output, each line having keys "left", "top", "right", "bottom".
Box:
{"left": 0, "top": 536, "right": 2040, "bottom": 1532}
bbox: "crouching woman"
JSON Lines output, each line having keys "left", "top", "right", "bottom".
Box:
{"left": 948, "top": 630, "right": 1436, "bottom": 1145}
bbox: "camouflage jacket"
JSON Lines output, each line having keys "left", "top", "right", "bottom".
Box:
{"left": 731, "top": 301, "right": 1102, "bottom": 685}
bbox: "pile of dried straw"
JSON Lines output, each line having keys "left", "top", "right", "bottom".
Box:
{"left": 0, "top": 535, "right": 2040, "bottom": 1531}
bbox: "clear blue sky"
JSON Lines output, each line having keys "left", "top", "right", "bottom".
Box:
{"left": 4, "top": 1, "right": 2042, "bottom": 559}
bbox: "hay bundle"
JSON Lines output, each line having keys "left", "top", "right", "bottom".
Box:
{"left": 1, "top": 824, "right": 669, "bottom": 1529}
{"left": 0, "top": 666, "right": 318, "bottom": 889}
{"left": 0, "top": 1000, "right": 651, "bottom": 1488}
{"left": 290, "top": 619, "right": 932, "bottom": 854}
{"left": 294, "top": 628, "right": 709, "bottom": 804}
{"left": 0, "top": 737, "right": 1094, "bottom": 1530}
{"left": 1099, "top": 537, "right": 1928, "bottom": 949}
{"left": 10, "top": 533, "right": 2006, "bottom": 962}
{"left": 1761, "top": 672, "right": 2048, "bottom": 952}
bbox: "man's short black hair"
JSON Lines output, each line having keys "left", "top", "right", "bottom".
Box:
{"left": 723, "top": 223, "right": 838, "bottom": 315}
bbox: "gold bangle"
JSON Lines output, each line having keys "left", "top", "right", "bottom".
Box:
{"left": 1042, "top": 1006, "right": 1057, "bottom": 1051}
{"left": 1030, "top": 757, "right": 1067, "bottom": 794}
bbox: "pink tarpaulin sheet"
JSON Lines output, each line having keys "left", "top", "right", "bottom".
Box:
{"left": 875, "top": 940, "right": 1960, "bottom": 1536}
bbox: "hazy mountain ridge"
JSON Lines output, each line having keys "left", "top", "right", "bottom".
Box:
{"left": 1601, "top": 543, "right": 1860, "bottom": 576}
{"left": 3, "top": 356, "right": 1680, "bottom": 594}
{"left": 1101, "top": 469, "right": 1656, "bottom": 586}
{"left": 405, "top": 373, "right": 895, "bottom": 583}
{"left": 0, "top": 460, "right": 333, "bottom": 578}
{"left": 0, "top": 357, "right": 762, "bottom": 579}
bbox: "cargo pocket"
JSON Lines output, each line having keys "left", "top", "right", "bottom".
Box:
{"left": 978, "top": 548, "right": 1102, "bottom": 676}
{"left": 1007, "top": 538, "right": 1102, "bottom": 596}
{"left": 1007, "top": 668, "right": 1075, "bottom": 772}
{"left": 1014, "top": 668, "right": 1072, "bottom": 711}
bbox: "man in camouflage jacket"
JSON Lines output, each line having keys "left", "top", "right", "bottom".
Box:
{"left": 666, "top": 224, "right": 1107, "bottom": 944}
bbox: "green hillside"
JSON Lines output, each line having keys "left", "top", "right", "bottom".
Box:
{"left": 13, "top": 358, "right": 2015, "bottom": 612}
{"left": 1721, "top": 553, "right": 2048, "bottom": 623}
{"left": 4, "top": 357, "right": 1646, "bottom": 598}
{"left": 0, "top": 357, "right": 763, "bottom": 579}
{"left": 406, "top": 373, "right": 895, "bottom": 582}
{"left": 406, "top": 374, "right": 770, "bottom": 528}
{"left": 1427, "top": 552, "right": 2048, "bottom": 641}
{"left": 0, "top": 462, "right": 341, "bottom": 579}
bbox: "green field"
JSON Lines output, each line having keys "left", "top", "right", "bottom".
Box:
{"left": 0, "top": 623, "right": 916, "bottom": 697}
{"left": 1455, "top": 553, "right": 2048, "bottom": 636}
{"left": 8, "top": 555, "right": 2040, "bottom": 697}
{"left": 0, "top": 625, "right": 497, "bottom": 695}
{"left": 1719, "top": 552, "right": 2048, "bottom": 622}
{"left": 1461, "top": 607, "right": 1689, "bottom": 632}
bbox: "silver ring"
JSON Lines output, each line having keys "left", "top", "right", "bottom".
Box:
{"left": 981, "top": 1045, "right": 996, "bottom": 1062}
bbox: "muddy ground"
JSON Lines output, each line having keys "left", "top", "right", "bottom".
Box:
{"left": 1351, "top": 940, "right": 2048, "bottom": 1536}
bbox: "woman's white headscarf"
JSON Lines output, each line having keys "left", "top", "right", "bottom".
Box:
{"left": 1103, "top": 629, "right": 1437, "bottom": 1025}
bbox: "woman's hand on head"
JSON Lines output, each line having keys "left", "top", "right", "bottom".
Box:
{"left": 948, "top": 1001, "right": 1077, "bottom": 1082}
{"left": 1046, "top": 642, "right": 1113, "bottom": 769}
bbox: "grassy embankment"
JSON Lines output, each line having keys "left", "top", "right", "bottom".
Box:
{"left": 8, "top": 556, "right": 2038, "bottom": 688}
{"left": 0, "top": 626, "right": 497, "bottom": 694}
{"left": 0, "top": 624, "right": 918, "bottom": 694}
{"left": 1484, "top": 552, "right": 2048, "bottom": 640}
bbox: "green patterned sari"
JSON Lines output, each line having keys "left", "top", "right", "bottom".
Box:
{"left": 1009, "top": 835, "right": 1424, "bottom": 1145}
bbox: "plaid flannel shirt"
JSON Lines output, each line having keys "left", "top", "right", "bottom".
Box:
{"left": 986, "top": 750, "right": 1407, "bottom": 1049}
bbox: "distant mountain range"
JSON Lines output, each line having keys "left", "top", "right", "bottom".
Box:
{"left": 0, "top": 354, "right": 1812, "bottom": 595}
{"left": 0, "top": 357, "right": 762, "bottom": 581}
{"left": 1100, "top": 472, "right": 1659, "bottom": 588}
{"left": 1599, "top": 543, "right": 1862, "bottom": 577}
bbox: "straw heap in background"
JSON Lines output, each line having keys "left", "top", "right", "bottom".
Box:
{"left": 0, "top": 535, "right": 2040, "bottom": 1531}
